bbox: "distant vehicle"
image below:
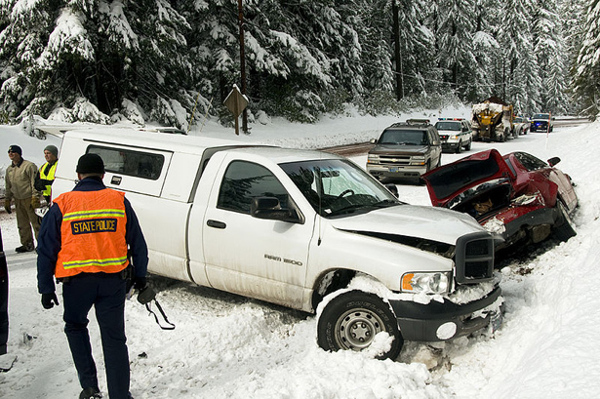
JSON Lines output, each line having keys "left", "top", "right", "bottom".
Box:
{"left": 434, "top": 118, "right": 473, "bottom": 153}
{"left": 367, "top": 120, "right": 442, "bottom": 183}
{"left": 513, "top": 116, "right": 529, "bottom": 135}
{"left": 422, "top": 149, "right": 578, "bottom": 253}
{"left": 471, "top": 97, "right": 515, "bottom": 142}
{"left": 530, "top": 113, "right": 554, "bottom": 132}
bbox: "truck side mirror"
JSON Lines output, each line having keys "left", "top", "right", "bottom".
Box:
{"left": 370, "top": 138, "right": 377, "bottom": 144}
{"left": 547, "top": 157, "right": 561, "bottom": 167}
{"left": 251, "top": 197, "right": 303, "bottom": 224}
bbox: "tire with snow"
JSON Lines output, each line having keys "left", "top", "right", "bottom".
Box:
{"left": 317, "top": 290, "right": 403, "bottom": 360}
{"left": 464, "top": 139, "right": 472, "bottom": 151}
{"left": 554, "top": 201, "right": 576, "bottom": 242}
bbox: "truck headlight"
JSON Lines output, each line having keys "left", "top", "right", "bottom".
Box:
{"left": 410, "top": 156, "right": 426, "bottom": 166}
{"left": 401, "top": 272, "right": 450, "bottom": 294}
{"left": 367, "top": 155, "right": 379, "bottom": 164}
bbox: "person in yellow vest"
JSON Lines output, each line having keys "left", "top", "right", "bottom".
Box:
{"left": 36, "top": 153, "right": 148, "bottom": 399}
{"left": 34, "top": 144, "right": 59, "bottom": 204}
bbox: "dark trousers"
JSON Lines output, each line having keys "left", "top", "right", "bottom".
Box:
{"left": 0, "top": 236, "right": 8, "bottom": 356}
{"left": 62, "top": 273, "right": 130, "bottom": 399}
{"left": 0, "top": 275, "right": 7, "bottom": 356}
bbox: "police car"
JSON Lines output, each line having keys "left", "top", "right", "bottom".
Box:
{"left": 434, "top": 118, "right": 473, "bottom": 153}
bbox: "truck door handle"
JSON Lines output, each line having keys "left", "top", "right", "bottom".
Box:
{"left": 207, "top": 219, "right": 226, "bottom": 229}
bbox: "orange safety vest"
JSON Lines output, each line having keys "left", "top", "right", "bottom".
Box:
{"left": 54, "top": 188, "right": 129, "bottom": 278}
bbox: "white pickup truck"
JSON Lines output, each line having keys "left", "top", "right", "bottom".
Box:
{"left": 51, "top": 128, "right": 502, "bottom": 360}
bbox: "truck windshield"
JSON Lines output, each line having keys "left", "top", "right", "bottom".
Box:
{"left": 378, "top": 129, "right": 427, "bottom": 145}
{"left": 533, "top": 114, "right": 549, "bottom": 120}
{"left": 435, "top": 122, "right": 461, "bottom": 131}
{"left": 280, "top": 159, "right": 400, "bottom": 217}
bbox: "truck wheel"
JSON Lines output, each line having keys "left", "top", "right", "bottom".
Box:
{"left": 554, "top": 201, "right": 576, "bottom": 242}
{"left": 317, "top": 290, "right": 403, "bottom": 360}
{"left": 455, "top": 142, "right": 462, "bottom": 153}
{"left": 464, "top": 140, "right": 472, "bottom": 151}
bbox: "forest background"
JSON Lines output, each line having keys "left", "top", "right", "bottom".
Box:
{"left": 1, "top": 0, "right": 599, "bottom": 131}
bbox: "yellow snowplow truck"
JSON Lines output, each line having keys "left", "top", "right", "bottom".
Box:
{"left": 471, "top": 96, "right": 514, "bottom": 142}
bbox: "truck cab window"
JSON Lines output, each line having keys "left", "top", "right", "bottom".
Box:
{"left": 217, "top": 161, "right": 289, "bottom": 214}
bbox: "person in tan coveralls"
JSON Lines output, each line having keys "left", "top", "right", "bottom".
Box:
{"left": 4, "top": 144, "right": 41, "bottom": 252}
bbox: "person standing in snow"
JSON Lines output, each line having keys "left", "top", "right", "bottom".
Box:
{"left": 36, "top": 153, "right": 148, "bottom": 399}
{"left": 4, "top": 144, "right": 41, "bottom": 253}
{"left": 34, "top": 144, "right": 59, "bottom": 204}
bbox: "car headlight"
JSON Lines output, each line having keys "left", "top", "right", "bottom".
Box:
{"left": 401, "top": 272, "right": 451, "bottom": 294}
{"left": 450, "top": 135, "right": 459, "bottom": 140}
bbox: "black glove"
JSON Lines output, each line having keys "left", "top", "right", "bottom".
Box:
{"left": 133, "top": 276, "right": 147, "bottom": 291}
{"left": 41, "top": 293, "right": 59, "bottom": 309}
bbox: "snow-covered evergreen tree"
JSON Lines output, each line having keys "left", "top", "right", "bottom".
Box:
{"left": 468, "top": 0, "right": 501, "bottom": 102}
{"left": 531, "top": 0, "right": 571, "bottom": 114}
{"left": 393, "top": 0, "right": 437, "bottom": 98}
{"left": 573, "top": 0, "right": 600, "bottom": 118}
{"left": 498, "top": 0, "right": 542, "bottom": 114}
{"left": 0, "top": 0, "right": 58, "bottom": 118}
{"left": 432, "top": 0, "right": 478, "bottom": 99}
{"left": 0, "top": 0, "right": 588, "bottom": 124}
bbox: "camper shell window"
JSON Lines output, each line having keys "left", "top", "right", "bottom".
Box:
{"left": 87, "top": 145, "right": 165, "bottom": 180}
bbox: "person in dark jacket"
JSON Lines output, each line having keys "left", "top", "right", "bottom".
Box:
{"left": 34, "top": 144, "right": 59, "bottom": 204}
{"left": 36, "top": 153, "right": 148, "bottom": 399}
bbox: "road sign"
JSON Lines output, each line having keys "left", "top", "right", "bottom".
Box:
{"left": 224, "top": 85, "right": 248, "bottom": 118}
{"left": 223, "top": 85, "right": 248, "bottom": 135}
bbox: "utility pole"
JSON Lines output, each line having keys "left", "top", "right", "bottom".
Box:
{"left": 392, "top": 1, "right": 403, "bottom": 100}
{"left": 237, "top": 0, "right": 249, "bottom": 134}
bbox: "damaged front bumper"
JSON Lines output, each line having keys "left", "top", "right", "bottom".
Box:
{"left": 389, "top": 285, "right": 502, "bottom": 342}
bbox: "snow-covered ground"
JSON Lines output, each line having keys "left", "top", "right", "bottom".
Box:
{"left": 1, "top": 107, "right": 600, "bottom": 399}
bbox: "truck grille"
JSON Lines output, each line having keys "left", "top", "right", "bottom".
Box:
{"left": 454, "top": 232, "right": 494, "bottom": 284}
{"left": 378, "top": 155, "right": 411, "bottom": 166}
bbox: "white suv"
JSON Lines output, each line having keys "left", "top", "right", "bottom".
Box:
{"left": 435, "top": 118, "right": 472, "bottom": 153}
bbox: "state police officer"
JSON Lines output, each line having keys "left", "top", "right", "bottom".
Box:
{"left": 37, "top": 153, "right": 148, "bottom": 399}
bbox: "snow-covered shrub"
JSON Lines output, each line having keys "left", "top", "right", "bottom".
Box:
{"left": 148, "top": 96, "right": 189, "bottom": 131}
{"left": 111, "top": 99, "right": 146, "bottom": 126}
{"left": 46, "top": 97, "right": 110, "bottom": 124}
{"left": 321, "top": 87, "right": 352, "bottom": 116}
{"left": 260, "top": 89, "right": 325, "bottom": 123}
{"left": 359, "top": 90, "right": 403, "bottom": 116}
